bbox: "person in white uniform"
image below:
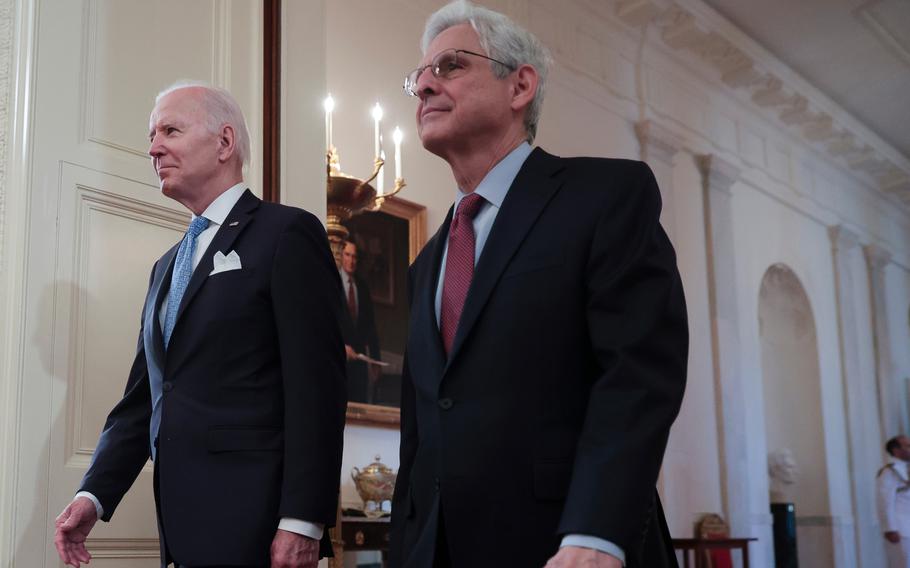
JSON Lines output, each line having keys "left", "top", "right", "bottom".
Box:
{"left": 879, "top": 435, "right": 910, "bottom": 567}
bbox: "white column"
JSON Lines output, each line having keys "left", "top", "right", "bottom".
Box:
{"left": 636, "top": 120, "right": 682, "bottom": 241}
{"left": 864, "top": 244, "right": 903, "bottom": 438}
{"left": 696, "top": 153, "right": 774, "bottom": 565}
{"left": 634, "top": 119, "right": 686, "bottom": 521}
{"left": 830, "top": 226, "right": 885, "bottom": 568}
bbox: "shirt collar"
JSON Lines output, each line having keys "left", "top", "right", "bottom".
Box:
{"left": 194, "top": 182, "right": 247, "bottom": 226}
{"left": 452, "top": 142, "right": 533, "bottom": 212}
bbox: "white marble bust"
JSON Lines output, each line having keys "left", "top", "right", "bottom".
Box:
{"left": 768, "top": 448, "right": 799, "bottom": 503}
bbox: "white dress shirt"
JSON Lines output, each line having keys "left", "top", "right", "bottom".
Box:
{"left": 434, "top": 143, "right": 625, "bottom": 564}
{"left": 76, "top": 183, "right": 323, "bottom": 541}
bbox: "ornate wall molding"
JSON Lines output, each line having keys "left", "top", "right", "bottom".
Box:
{"left": 829, "top": 224, "right": 861, "bottom": 253}
{"left": 608, "top": 0, "right": 910, "bottom": 206}
{"left": 696, "top": 153, "right": 740, "bottom": 196}
{"left": 636, "top": 119, "right": 684, "bottom": 164}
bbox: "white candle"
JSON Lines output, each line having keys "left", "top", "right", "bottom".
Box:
{"left": 378, "top": 149, "right": 386, "bottom": 194}
{"left": 393, "top": 127, "right": 403, "bottom": 179}
{"left": 323, "top": 95, "right": 335, "bottom": 150}
{"left": 372, "top": 103, "right": 383, "bottom": 158}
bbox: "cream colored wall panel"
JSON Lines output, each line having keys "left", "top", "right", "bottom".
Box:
{"left": 767, "top": 143, "right": 791, "bottom": 182}
{"left": 66, "top": 183, "right": 186, "bottom": 458}
{"left": 738, "top": 125, "right": 766, "bottom": 168}
{"left": 84, "top": 0, "right": 225, "bottom": 158}
{"left": 710, "top": 110, "right": 738, "bottom": 153}
{"left": 608, "top": 51, "right": 638, "bottom": 101}
{"left": 47, "top": 164, "right": 182, "bottom": 545}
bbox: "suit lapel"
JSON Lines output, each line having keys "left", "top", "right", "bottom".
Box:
{"left": 444, "top": 149, "right": 565, "bottom": 369}
{"left": 143, "top": 244, "right": 178, "bottom": 383}
{"left": 174, "top": 189, "right": 260, "bottom": 327}
{"left": 424, "top": 207, "right": 452, "bottom": 367}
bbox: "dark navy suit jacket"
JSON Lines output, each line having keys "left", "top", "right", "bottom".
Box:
{"left": 79, "top": 190, "right": 347, "bottom": 566}
{"left": 390, "top": 149, "right": 688, "bottom": 568}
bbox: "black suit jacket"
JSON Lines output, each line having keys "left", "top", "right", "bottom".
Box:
{"left": 339, "top": 273, "right": 381, "bottom": 401}
{"left": 79, "top": 190, "right": 347, "bottom": 566}
{"left": 389, "top": 149, "right": 688, "bottom": 568}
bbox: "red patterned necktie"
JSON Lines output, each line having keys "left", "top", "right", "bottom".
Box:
{"left": 347, "top": 276, "right": 357, "bottom": 320}
{"left": 440, "top": 193, "right": 485, "bottom": 354}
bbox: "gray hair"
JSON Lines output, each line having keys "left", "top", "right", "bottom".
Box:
{"left": 421, "top": 0, "right": 552, "bottom": 143}
{"left": 155, "top": 80, "right": 251, "bottom": 167}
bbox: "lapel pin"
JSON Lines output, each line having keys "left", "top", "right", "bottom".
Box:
{"left": 228, "top": 221, "right": 239, "bottom": 227}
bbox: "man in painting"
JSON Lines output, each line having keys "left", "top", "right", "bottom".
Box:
{"left": 339, "top": 239, "right": 383, "bottom": 403}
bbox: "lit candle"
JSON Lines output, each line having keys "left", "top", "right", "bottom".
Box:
{"left": 378, "top": 148, "right": 386, "bottom": 194}
{"left": 323, "top": 95, "right": 335, "bottom": 151}
{"left": 372, "top": 103, "right": 383, "bottom": 158}
{"left": 393, "top": 127, "right": 403, "bottom": 180}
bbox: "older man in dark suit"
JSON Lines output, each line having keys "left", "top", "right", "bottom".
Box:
{"left": 389, "top": 2, "right": 688, "bottom": 567}
{"left": 53, "top": 83, "right": 346, "bottom": 568}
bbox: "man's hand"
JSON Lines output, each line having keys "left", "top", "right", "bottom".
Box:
{"left": 544, "top": 546, "right": 622, "bottom": 568}
{"left": 271, "top": 529, "right": 319, "bottom": 568}
{"left": 368, "top": 362, "right": 382, "bottom": 383}
{"left": 54, "top": 497, "right": 98, "bottom": 567}
{"left": 885, "top": 531, "right": 901, "bottom": 543}
{"left": 344, "top": 345, "right": 357, "bottom": 360}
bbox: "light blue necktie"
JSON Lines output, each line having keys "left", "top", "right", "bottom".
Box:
{"left": 150, "top": 215, "right": 209, "bottom": 457}
{"left": 163, "top": 215, "right": 209, "bottom": 347}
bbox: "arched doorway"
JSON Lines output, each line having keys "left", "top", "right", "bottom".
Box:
{"left": 759, "top": 264, "right": 833, "bottom": 567}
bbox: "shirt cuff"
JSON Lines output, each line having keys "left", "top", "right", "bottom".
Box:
{"left": 73, "top": 491, "right": 104, "bottom": 519}
{"left": 561, "top": 534, "right": 625, "bottom": 565}
{"left": 278, "top": 517, "right": 324, "bottom": 540}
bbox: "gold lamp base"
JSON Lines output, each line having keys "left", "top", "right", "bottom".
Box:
{"left": 325, "top": 148, "right": 405, "bottom": 261}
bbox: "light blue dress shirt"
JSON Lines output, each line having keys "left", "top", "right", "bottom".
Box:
{"left": 433, "top": 142, "right": 625, "bottom": 564}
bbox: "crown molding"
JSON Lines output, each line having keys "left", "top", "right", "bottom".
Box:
{"left": 608, "top": 0, "right": 910, "bottom": 207}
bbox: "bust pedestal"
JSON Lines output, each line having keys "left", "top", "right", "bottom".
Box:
{"left": 770, "top": 502, "right": 799, "bottom": 568}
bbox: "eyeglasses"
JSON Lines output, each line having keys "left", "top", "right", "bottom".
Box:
{"left": 403, "top": 48, "right": 516, "bottom": 97}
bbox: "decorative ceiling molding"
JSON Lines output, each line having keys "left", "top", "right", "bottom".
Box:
{"left": 612, "top": 0, "right": 910, "bottom": 205}
{"left": 855, "top": 0, "right": 910, "bottom": 67}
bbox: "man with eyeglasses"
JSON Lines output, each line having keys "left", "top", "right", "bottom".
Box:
{"left": 390, "top": 2, "right": 688, "bottom": 568}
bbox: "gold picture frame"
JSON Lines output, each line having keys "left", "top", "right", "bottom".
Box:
{"left": 344, "top": 195, "right": 426, "bottom": 428}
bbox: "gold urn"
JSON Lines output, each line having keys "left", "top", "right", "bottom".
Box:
{"left": 351, "top": 454, "right": 397, "bottom": 517}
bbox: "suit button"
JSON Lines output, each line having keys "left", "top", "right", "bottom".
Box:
{"left": 434, "top": 477, "right": 440, "bottom": 491}
{"left": 438, "top": 398, "right": 453, "bottom": 410}
{"left": 162, "top": 381, "right": 173, "bottom": 392}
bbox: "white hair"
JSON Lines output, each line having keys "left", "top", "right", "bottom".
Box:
{"left": 155, "top": 80, "right": 251, "bottom": 167}
{"left": 421, "top": 0, "right": 552, "bottom": 143}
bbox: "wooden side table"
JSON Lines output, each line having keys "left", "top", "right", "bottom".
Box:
{"left": 672, "top": 537, "right": 756, "bottom": 568}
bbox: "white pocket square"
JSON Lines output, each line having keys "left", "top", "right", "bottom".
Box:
{"left": 209, "top": 250, "right": 242, "bottom": 276}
